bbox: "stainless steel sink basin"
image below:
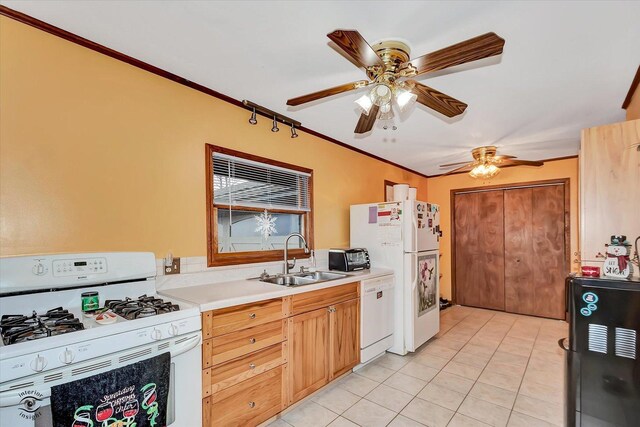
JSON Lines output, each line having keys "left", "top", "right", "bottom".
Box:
{"left": 258, "top": 271, "right": 349, "bottom": 287}
{"left": 261, "top": 275, "right": 316, "bottom": 286}
{"left": 297, "top": 271, "right": 348, "bottom": 281}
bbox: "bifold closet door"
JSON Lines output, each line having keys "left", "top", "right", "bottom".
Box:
{"left": 504, "top": 186, "right": 566, "bottom": 319}
{"left": 454, "top": 190, "right": 505, "bottom": 311}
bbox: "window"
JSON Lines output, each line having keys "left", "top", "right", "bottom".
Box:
{"left": 206, "top": 145, "right": 313, "bottom": 266}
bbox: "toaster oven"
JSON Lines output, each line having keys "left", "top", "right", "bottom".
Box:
{"left": 329, "top": 248, "right": 370, "bottom": 272}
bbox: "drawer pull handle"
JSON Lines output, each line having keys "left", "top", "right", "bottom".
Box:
{"left": 249, "top": 313, "right": 256, "bottom": 319}
{"left": 249, "top": 363, "right": 256, "bottom": 369}
{"left": 249, "top": 338, "right": 256, "bottom": 344}
{"left": 248, "top": 401, "right": 256, "bottom": 409}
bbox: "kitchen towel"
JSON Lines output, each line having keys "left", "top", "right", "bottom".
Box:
{"left": 51, "top": 352, "right": 170, "bottom": 427}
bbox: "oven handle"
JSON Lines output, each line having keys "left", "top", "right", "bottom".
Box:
{"left": 0, "top": 333, "right": 201, "bottom": 408}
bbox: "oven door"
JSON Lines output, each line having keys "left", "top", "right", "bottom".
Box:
{"left": 0, "top": 333, "right": 201, "bottom": 426}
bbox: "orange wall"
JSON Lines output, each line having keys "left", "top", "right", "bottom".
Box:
{"left": 627, "top": 87, "right": 640, "bottom": 120}
{"left": 426, "top": 158, "right": 579, "bottom": 300}
{"left": 0, "top": 17, "right": 428, "bottom": 258}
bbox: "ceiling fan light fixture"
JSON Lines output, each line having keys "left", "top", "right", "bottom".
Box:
{"left": 396, "top": 89, "right": 417, "bottom": 112}
{"left": 354, "top": 93, "right": 374, "bottom": 115}
{"left": 372, "top": 84, "right": 392, "bottom": 106}
{"left": 469, "top": 163, "right": 500, "bottom": 179}
{"left": 379, "top": 104, "right": 394, "bottom": 121}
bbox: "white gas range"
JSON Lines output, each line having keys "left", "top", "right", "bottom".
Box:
{"left": 0, "top": 252, "right": 202, "bottom": 426}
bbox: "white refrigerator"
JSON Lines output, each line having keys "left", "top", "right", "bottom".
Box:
{"left": 350, "top": 200, "right": 441, "bottom": 355}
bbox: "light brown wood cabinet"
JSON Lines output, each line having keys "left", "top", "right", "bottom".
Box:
{"left": 580, "top": 120, "right": 640, "bottom": 277}
{"left": 201, "top": 282, "right": 360, "bottom": 427}
{"left": 288, "top": 308, "right": 330, "bottom": 403}
{"left": 330, "top": 298, "right": 360, "bottom": 379}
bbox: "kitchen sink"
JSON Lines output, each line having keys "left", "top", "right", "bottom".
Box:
{"left": 258, "top": 271, "right": 348, "bottom": 287}
{"left": 261, "top": 275, "right": 317, "bottom": 286}
{"left": 297, "top": 271, "right": 348, "bottom": 281}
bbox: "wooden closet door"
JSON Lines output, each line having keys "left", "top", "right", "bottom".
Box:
{"left": 531, "top": 185, "right": 566, "bottom": 319}
{"left": 504, "top": 189, "right": 534, "bottom": 315}
{"left": 455, "top": 190, "right": 505, "bottom": 310}
{"left": 504, "top": 186, "right": 566, "bottom": 319}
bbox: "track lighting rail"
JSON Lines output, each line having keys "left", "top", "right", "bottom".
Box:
{"left": 242, "top": 100, "right": 301, "bottom": 128}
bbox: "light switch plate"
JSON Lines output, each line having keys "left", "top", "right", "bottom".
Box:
{"left": 165, "top": 257, "right": 180, "bottom": 275}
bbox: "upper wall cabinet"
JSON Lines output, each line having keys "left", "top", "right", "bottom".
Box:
{"left": 580, "top": 120, "right": 640, "bottom": 273}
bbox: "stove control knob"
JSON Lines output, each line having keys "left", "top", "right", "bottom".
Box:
{"left": 167, "top": 324, "right": 178, "bottom": 337}
{"left": 30, "top": 355, "right": 47, "bottom": 372}
{"left": 151, "top": 328, "right": 162, "bottom": 341}
{"left": 59, "top": 348, "right": 75, "bottom": 364}
{"left": 32, "top": 263, "right": 47, "bottom": 276}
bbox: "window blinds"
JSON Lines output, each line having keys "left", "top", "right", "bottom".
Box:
{"left": 213, "top": 152, "right": 311, "bottom": 212}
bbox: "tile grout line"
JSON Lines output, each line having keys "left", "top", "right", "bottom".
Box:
{"left": 508, "top": 321, "right": 566, "bottom": 427}
{"left": 394, "top": 308, "right": 499, "bottom": 426}
{"left": 443, "top": 312, "right": 516, "bottom": 426}
{"left": 384, "top": 307, "right": 486, "bottom": 426}
{"left": 503, "top": 319, "right": 541, "bottom": 426}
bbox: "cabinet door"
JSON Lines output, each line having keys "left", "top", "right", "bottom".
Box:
{"left": 580, "top": 120, "right": 640, "bottom": 265}
{"left": 288, "top": 308, "right": 330, "bottom": 404}
{"left": 330, "top": 298, "right": 360, "bottom": 379}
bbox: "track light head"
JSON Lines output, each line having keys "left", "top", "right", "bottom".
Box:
{"left": 290, "top": 125, "right": 298, "bottom": 138}
{"left": 249, "top": 108, "right": 257, "bottom": 125}
{"left": 271, "top": 116, "right": 279, "bottom": 132}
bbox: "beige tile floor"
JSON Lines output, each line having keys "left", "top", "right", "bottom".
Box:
{"left": 268, "top": 305, "right": 568, "bottom": 427}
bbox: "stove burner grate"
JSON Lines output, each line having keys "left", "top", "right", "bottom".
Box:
{"left": 105, "top": 295, "right": 180, "bottom": 320}
{"left": 0, "top": 307, "right": 84, "bottom": 345}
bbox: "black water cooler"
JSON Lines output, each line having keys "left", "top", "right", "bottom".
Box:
{"left": 564, "top": 276, "right": 640, "bottom": 426}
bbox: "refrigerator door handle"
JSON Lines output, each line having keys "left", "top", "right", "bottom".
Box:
{"left": 411, "top": 214, "right": 418, "bottom": 253}
{"left": 410, "top": 255, "right": 417, "bottom": 290}
{"left": 558, "top": 338, "right": 569, "bottom": 351}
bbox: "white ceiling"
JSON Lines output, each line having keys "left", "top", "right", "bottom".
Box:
{"left": 4, "top": 1, "right": 639, "bottom": 175}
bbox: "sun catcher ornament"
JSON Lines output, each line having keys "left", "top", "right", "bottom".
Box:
{"left": 603, "top": 235, "right": 633, "bottom": 279}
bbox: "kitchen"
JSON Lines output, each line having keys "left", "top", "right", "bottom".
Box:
{"left": 1, "top": 2, "right": 639, "bottom": 427}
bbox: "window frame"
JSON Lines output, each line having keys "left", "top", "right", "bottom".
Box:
{"left": 205, "top": 144, "right": 314, "bottom": 267}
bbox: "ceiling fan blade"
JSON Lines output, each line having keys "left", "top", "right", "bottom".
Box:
{"left": 494, "top": 155, "right": 517, "bottom": 161}
{"left": 287, "top": 80, "right": 369, "bottom": 106}
{"left": 440, "top": 162, "right": 477, "bottom": 175}
{"left": 498, "top": 159, "right": 544, "bottom": 167}
{"left": 402, "top": 32, "right": 505, "bottom": 76}
{"left": 327, "top": 29, "right": 384, "bottom": 69}
{"left": 354, "top": 104, "right": 379, "bottom": 134}
{"left": 409, "top": 81, "right": 467, "bottom": 117}
{"left": 439, "top": 160, "right": 473, "bottom": 168}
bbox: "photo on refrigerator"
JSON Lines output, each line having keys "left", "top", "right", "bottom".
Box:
{"left": 418, "top": 253, "right": 437, "bottom": 316}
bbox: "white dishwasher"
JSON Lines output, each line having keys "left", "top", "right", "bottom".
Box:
{"left": 360, "top": 274, "right": 395, "bottom": 364}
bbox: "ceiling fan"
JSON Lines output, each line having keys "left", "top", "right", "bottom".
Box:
{"left": 286, "top": 30, "right": 505, "bottom": 134}
{"left": 439, "top": 146, "right": 543, "bottom": 178}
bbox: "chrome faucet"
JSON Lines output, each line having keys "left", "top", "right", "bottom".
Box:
{"left": 284, "top": 233, "right": 310, "bottom": 274}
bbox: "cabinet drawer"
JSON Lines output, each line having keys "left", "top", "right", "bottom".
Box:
{"left": 205, "top": 365, "right": 283, "bottom": 427}
{"left": 203, "top": 320, "right": 286, "bottom": 367}
{"left": 202, "top": 298, "right": 286, "bottom": 338}
{"left": 203, "top": 342, "right": 286, "bottom": 396}
{"left": 291, "top": 282, "right": 359, "bottom": 315}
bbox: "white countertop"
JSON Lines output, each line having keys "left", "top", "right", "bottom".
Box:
{"left": 158, "top": 268, "right": 393, "bottom": 312}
